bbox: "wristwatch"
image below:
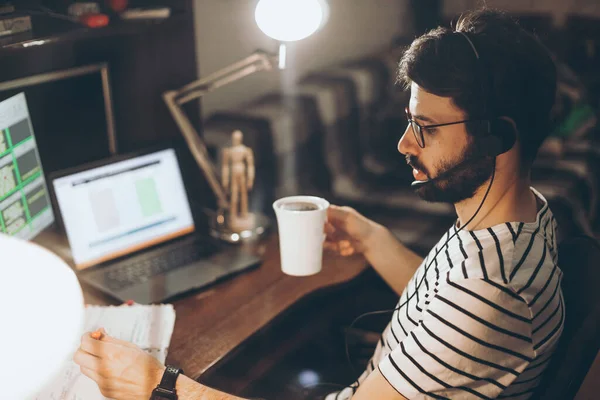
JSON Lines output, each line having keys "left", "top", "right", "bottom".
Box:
{"left": 150, "top": 365, "right": 183, "bottom": 400}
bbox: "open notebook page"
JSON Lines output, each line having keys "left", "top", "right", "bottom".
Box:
{"left": 35, "top": 304, "right": 176, "bottom": 400}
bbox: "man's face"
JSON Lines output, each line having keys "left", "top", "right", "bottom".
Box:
{"left": 398, "top": 82, "right": 494, "bottom": 203}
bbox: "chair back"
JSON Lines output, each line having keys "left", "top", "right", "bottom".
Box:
{"left": 533, "top": 235, "right": 600, "bottom": 399}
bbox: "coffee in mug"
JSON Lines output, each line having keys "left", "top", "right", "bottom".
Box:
{"left": 278, "top": 201, "right": 321, "bottom": 212}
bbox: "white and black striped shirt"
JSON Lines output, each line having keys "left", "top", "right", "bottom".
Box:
{"left": 328, "top": 187, "right": 564, "bottom": 399}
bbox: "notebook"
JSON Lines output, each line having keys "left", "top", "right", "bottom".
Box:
{"left": 36, "top": 304, "right": 176, "bottom": 400}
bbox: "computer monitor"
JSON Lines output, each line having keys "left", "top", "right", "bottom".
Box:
{"left": 0, "top": 63, "right": 117, "bottom": 174}
{"left": 0, "top": 93, "right": 54, "bottom": 239}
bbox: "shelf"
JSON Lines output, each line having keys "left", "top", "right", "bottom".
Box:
{"left": 0, "top": 12, "right": 188, "bottom": 51}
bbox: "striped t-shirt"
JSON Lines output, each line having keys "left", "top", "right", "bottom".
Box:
{"left": 327, "top": 187, "right": 564, "bottom": 399}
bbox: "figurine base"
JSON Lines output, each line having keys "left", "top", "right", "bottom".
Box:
{"left": 209, "top": 210, "right": 270, "bottom": 243}
{"left": 229, "top": 213, "right": 255, "bottom": 231}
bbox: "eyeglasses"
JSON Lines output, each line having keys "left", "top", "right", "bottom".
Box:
{"left": 405, "top": 107, "right": 484, "bottom": 148}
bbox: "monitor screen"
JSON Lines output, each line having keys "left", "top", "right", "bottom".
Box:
{"left": 0, "top": 64, "right": 116, "bottom": 174}
{"left": 0, "top": 93, "right": 55, "bottom": 240}
{"left": 52, "top": 148, "right": 195, "bottom": 270}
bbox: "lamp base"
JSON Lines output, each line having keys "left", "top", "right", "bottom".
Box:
{"left": 209, "top": 209, "right": 270, "bottom": 243}
{"left": 229, "top": 213, "right": 255, "bottom": 231}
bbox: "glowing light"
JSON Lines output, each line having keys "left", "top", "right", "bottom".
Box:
{"left": 278, "top": 43, "right": 287, "bottom": 69}
{"left": 298, "top": 369, "right": 320, "bottom": 387}
{"left": 255, "top": 0, "right": 327, "bottom": 42}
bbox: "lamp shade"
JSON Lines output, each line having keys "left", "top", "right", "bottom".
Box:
{"left": 255, "top": 0, "right": 328, "bottom": 42}
{"left": 0, "top": 234, "right": 84, "bottom": 399}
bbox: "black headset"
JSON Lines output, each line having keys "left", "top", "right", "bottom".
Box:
{"left": 410, "top": 31, "right": 517, "bottom": 190}
{"left": 456, "top": 31, "right": 517, "bottom": 157}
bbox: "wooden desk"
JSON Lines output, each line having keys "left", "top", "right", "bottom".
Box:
{"left": 35, "top": 229, "right": 368, "bottom": 381}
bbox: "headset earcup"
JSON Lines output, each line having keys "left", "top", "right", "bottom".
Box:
{"left": 482, "top": 135, "right": 503, "bottom": 157}
{"left": 489, "top": 118, "right": 517, "bottom": 156}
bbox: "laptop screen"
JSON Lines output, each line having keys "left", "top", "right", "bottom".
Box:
{"left": 0, "top": 93, "right": 54, "bottom": 240}
{"left": 52, "top": 148, "right": 195, "bottom": 270}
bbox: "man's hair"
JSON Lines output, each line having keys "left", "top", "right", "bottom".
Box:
{"left": 398, "top": 8, "right": 557, "bottom": 168}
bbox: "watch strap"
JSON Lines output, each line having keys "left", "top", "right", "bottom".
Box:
{"left": 151, "top": 366, "right": 183, "bottom": 399}
{"left": 158, "top": 366, "right": 182, "bottom": 390}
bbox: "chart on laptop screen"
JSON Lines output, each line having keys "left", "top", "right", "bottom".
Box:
{"left": 0, "top": 93, "right": 54, "bottom": 239}
{"left": 52, "top": 148, "right": 195, "bottom": 270}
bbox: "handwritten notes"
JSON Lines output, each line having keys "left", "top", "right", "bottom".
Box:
{"left": 36, "top": 304, "right": 176, "bottom": 400}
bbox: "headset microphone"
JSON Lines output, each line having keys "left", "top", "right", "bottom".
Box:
{"left": 409, "top": 119, "right": 512, "bottom": 189}
{"left": 409, "top": 151, "right": 487, "bottom": 188}
{"left": 411, "top": 179, "right": 429, "bottom": 188}
{"left": 410, "top": 159, "right": 471, "bottom": 188}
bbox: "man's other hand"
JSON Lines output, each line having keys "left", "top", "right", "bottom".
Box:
{"left": 324, "top": 205, "right": 379, "bottom": 257}
{"left": 73, "top": 328, "right": 166, "bottom": 400}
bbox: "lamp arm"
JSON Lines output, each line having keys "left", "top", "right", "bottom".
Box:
{"left": 178, "top": 50, "right": 278, "bottom": 98}
{"left": 177, "top": 62, "right": 270, "bottom": 104}
{"left": 163, "top": 90, "right": 229, "bottom": 210}
{"left": 163, "top": 49, "right": 279, "bottom": 211}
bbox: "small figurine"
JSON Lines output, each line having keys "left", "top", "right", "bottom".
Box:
{"left": 221, "top": 130, "right": 255, "bottom": 231}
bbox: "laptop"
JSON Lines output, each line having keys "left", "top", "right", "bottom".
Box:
{"left": 49, "top": 145, "right": 262, "bottom": 304}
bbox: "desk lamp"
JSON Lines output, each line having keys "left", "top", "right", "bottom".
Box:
{"left": 163, "top": 0, "right": 328, "bottom": 243}
{"left": 0, "top": 234, "right": 84, "bottom": 399}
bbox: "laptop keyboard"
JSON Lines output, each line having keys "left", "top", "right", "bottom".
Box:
{"left": 104, "top": 241, "right": 218, "bottom": 291}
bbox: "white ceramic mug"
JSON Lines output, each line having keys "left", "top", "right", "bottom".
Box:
{"left": 273, "top": 196, "right": 330, "bottom": 276}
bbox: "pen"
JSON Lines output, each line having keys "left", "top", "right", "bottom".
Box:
{"left": 91, "top": 330, "right": 104, "bottom": 340}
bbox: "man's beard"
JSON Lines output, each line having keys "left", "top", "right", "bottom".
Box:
{"left": 407, "top": 139, "right": 494, "bottom": 204}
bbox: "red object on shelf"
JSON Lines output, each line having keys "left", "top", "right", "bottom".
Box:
{"left": 80, "top": 13, "right": 110, "bottom": 28}
{"left": 106, "top": 0, "right": 129, "bottom": 13}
